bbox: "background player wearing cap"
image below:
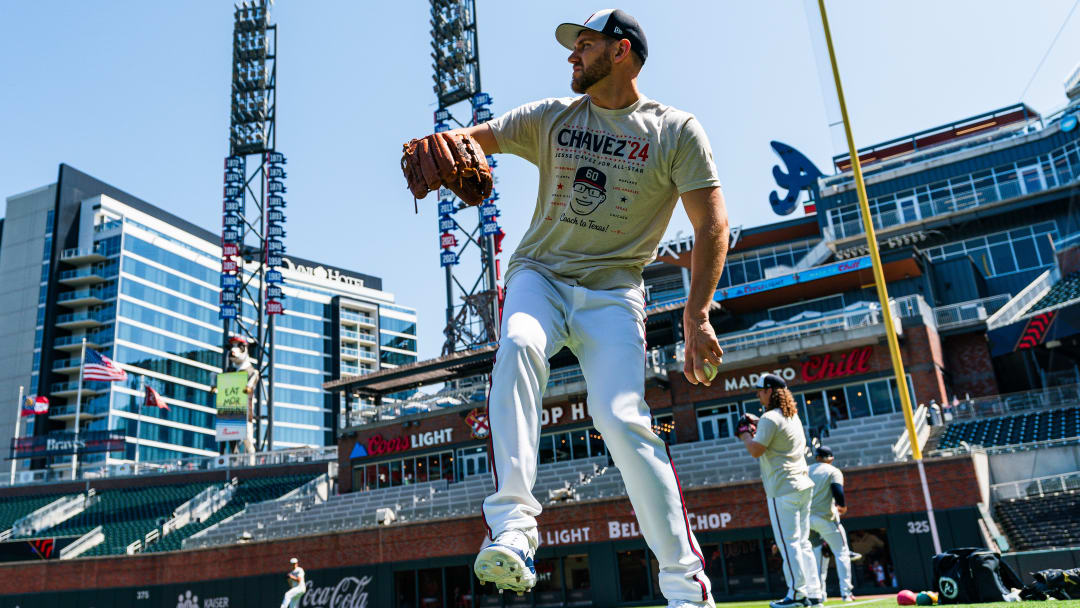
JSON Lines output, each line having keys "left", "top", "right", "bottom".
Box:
{"left": 808, "top": 446, "right": 855, "bottom": 601}
{"left": 427, "top": 8, "right": 728, "bottom": 607}
{"left": 739, "top": 374, "right": 822, "bottom": 608}
{"left": 280, "top": 557, "right": 306, "bottom": 608}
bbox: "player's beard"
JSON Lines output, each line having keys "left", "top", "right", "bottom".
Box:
{"left": 571, "top": 50, "right": 613, "bottom": 94}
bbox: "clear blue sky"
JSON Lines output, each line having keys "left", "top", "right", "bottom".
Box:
{"left": 3, "top": 1, "right": 1079, "bottom": 360}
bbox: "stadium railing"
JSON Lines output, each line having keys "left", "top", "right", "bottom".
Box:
{"left": 990, "top": 471, "right": 1080, "bottom": 501}
{"left": 928, "top": 435, "right": 1080, "bottom": 459}
{"left": 12, "top": 489, "right": 97, "bottom": 538}
{"left": 3, "top": 445, "right": 338, "bottom": 487}
{"left": 891, "top": 404, "right": 930, "bottom": 460}
{"left": 940, "top": 384, "right": 1080, "bottom": 422}
{"left": 986, "top": 268, "right": 1059, "bottom": 330}
{"left": 60, "top": 525, "right": 104, "bottom": 559}
{"left": 933, "top": 294, "right": 1011, "bottom": 331}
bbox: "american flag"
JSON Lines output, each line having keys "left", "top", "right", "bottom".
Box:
{"left": 144, "top": 385, "right": 168, "bottom": 411}
{"left": 83, "top": 348, "right": 128, "bottom": 382}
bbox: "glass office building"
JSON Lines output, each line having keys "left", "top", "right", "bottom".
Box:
{"left": 0, "top": 165, "right": 416, "bottom": 477}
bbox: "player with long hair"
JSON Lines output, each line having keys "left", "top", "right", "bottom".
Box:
{"left": 739, "top": 374, "right": 822, "bottom": 608}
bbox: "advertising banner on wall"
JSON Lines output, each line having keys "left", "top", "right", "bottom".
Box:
{"left": 8, "top": 430, "right": 125, "bottom": 460}
{"left": 214, "top": 371, "right": 249, "bottom": 442}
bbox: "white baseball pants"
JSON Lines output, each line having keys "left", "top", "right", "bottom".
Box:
{"left": 280, "top": 585, "right": 305, "bottom": 608}
{"left": 811, "top": 514, "right": 853, "bottom": 597}
{"left": 768, "top": 488, "right": 822, "bottom": 600}
{"left": 481, "top": 268, "right": 712, "bottom": 603}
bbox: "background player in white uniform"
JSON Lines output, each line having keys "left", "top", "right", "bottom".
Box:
{"left": 444, "top": 8, "right": 729, "bottom": 608}
{"left": 808, "top": 445, "right": 855, "bottom": 601}
{"left": 739, "top": 374, "right": 822, "bottom": 608}
{"left": 280, "top": 557, "right": 306, "bottom": 608}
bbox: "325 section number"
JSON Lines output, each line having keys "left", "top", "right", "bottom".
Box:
{"left": 907, "top": 520, "right": 930, "bottom": 534}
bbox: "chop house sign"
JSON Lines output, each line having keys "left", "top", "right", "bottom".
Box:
{"left": 722, "top": 346, "right": 873, "bottom": 392}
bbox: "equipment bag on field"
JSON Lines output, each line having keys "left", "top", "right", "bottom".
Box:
{"left": 932, "top": 547, "right": 1023, "bottom": 603}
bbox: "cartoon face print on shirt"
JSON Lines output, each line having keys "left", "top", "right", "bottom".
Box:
{"left": 570, "top": 166, "right": 608, "bottom": 216}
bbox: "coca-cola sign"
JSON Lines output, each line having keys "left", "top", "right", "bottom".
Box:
{"left": 301, "top": 575, "right": 372, "bottom": 608}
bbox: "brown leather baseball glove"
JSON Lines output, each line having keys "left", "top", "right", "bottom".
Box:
{"left": 401, "top": 132, "right": 493, "bottom": 208}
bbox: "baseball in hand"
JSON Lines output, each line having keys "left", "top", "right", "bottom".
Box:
{"left": 703, "top": 361, "right": 718, "bottom": 383}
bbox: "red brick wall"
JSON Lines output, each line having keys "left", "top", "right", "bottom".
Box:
{"left": 942, "top": 333, "right": 1000, "bottom": 398}
{"left": 339, "top": 399, "right": 591, "bottom": 493}
{"left": 341, "top": 327, "right": 953, "bottom": 488}
{"left": 1, "top": 456, "right": 982, "bottom": 594}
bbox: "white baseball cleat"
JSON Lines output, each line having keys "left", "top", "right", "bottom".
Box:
{"left": 474, "top": 529, "right": 537, "bottom": 594}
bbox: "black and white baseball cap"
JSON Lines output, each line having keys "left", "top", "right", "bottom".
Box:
{"left": 555, "top": 9, "right": 648, "bottom": 64}
{"left": 754, "top": 373, "right": 787, "bottom": 390}
{"left": 815, "top": 446, "right": 834, "bottom": 459}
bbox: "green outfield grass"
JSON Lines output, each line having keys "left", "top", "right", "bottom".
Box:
{"left": 643, "top": 599, "right": 1080, "bottom": 608}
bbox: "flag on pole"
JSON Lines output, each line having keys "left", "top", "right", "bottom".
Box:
{"left": 83, "top": 349, "right": 128, "bottom": 382}
{"left": 21, "top": 397, "right": 35, "bottom": 418}
{"left": 33, "top": 396, "right": 49, "bottom": 415}
{"left": 144, "top": 385, "right": 168, "bottom": 411}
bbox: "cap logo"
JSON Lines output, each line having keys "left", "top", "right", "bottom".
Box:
{"left": 613, "top": 26, "right": 622, "bottom": 34}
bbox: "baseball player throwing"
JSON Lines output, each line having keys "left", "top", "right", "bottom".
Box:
{"left": 739, "top": 374, "right": 822, "bottom": 608}
{"left": 404, "top": 8, "right": 729, "bottom": 607}
{"left": 280, "top": 557, "right": 306, "bottom": 608}
{"left": 808, "top": 445, "right": 855, "bottom": 601}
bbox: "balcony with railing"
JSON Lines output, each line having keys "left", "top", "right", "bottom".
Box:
{"left": 59, "top": 244, "right": 107, "bottom": 265}
{"left": 666, "top": 297, "right": 918, "bottom": 370}
{"left": 49, "top": 398, "right": 110, "bottom": 421}
{"left": 49, "top": 381, "right": 107, "bottom": 399}
{"left": 340, "top": 364, "right": 361, "bottom": 376}
{"left": 933, "top": 294, "right": 1011, "bottom": 331}
{"left": 56, "top": 308, "right": 113, "bottom": 330}
{"left": 829, "top": 138, "right": 1080, "bottom": 242}
{"left": 57, "top": 284, "right": 117, "bottom": 308}
{"left": 357, "top": 350, "right": 377, "bottom": 362}
{"left": 58, "top": 263, "right": 117, "bottom": 286}
{"left": 341, "top": 310, "right": 376, "bottom": 326}
{"left": 93, "top": 219, "right": 123, "bottom": 234}
{"left": 52, "top": 358, "right": 84, "bottom": 374}
{"left": 54, "top": 330, "right": 113, "bottom": 351}
{"left": 340, "top": 347, "right": 359, "bottom": 360}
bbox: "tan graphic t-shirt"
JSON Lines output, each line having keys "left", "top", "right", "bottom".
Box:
{"left": 487, "top": 95, "right": 721, "bottom": 291}
{"left": 753, "top": 408, "right": 813, "bottom": 498}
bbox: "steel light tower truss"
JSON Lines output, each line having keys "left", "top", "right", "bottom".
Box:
{"left": 219, "top": 0, "right": 286, "bottom": 451}
{"left": 430, "top": 0, "right": 503, "bottom": 355}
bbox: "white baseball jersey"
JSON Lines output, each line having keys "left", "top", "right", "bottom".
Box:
{"left": 807, "top": 462, "right": 844, "bottom": 520}
{"left": 753, "top": 408, "right": 814, "bottom": 498}
{"left": 288, "top": 566, "right": 305, "bottom": 588}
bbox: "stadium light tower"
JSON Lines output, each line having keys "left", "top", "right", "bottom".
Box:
{"left": 429, "top": 0, "right": 504, "bottom": 355}
{"left": 219, "top": 0, "right": 287, "bottom": 451}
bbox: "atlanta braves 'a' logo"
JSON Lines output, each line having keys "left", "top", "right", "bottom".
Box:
{"left": 769, "top": 141, "right": 823, "bottom": 216}
{"left": 465, "top": 408, "right": 490, "bottom": 439}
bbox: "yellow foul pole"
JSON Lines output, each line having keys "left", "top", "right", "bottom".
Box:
{"left": 816, "top": 0, "right": 942, "bottom": 552}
